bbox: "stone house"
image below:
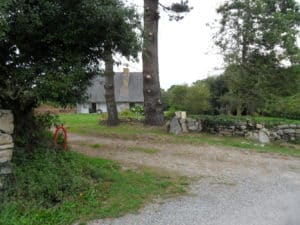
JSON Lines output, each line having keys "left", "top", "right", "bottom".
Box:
{"left": 77, "top": 69, "right": 143, "bottom": 113}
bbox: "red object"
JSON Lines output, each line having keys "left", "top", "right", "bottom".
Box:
{"left": 54, "top": 125, "right": 68, "bottom": 151}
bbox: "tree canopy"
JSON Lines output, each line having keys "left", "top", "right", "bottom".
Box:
{"left": 0, "top": 0, "right": 140, "bottom": 141}
{"left": 214, "top": 0, "right": 300, "bottom": 115}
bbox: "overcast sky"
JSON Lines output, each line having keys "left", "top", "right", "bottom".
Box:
{"left": 116, "top": 0, "right": 299, "bottom": 90}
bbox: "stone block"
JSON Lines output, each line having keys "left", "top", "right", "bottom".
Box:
{"left": 0, "top": 133, "right": 13, "bottom": 145}
{"left": 0, "top": 150, "right": 13, "bottom": 163}
{"left": 259, "top": 130, "right": 270, "bottom": 144}
{"left": 181, "top": 111, "right": 187, "bottom": 120}
{"left": 0, "top": 110, "right": 14, "bottom": 134}
{"left": 179, "top": 119, "right": 188, "bottom": 133}
{"left": 0, "top": 166, "right": 12, "bottom": 175}
{"left": 256, "top": 124, "right": 263, "bottom": 129}
{"left": 175, "top": 111, "right": 181, "bottom": 119}
{"left": 246, "top": 131, "right": 259, "bottom": 141}
{"left": 240, "top": 125, "right": 247, "bottom": 130}
{"left": 277, "top": 125, "right": 289, "bottom": 129}
{"left": 289, "top": 124, "right": 297, "bottom": 128}
{"left": 295, "top": 129, "right": 300, "bottom": 134}
{"left": 0, "top": 144, "right": 14, "bottom": 150}
{"left": 283, "top": 129, "right": 295, "bottom": 134}
{"left": 169, "top": 117, "right": 182, "bottom": 135}
{"left": 187, "top": 118, "right": 198, "bottom": 132}
{"left": 277, "top": 130, "right": 284, "bottom": 136}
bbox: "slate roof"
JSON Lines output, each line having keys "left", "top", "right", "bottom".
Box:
{"left": 86, "top": 72, "right": 144, "bottom": 103}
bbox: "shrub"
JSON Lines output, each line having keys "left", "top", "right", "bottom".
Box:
{"left": 164, "top": 107, "right": 176, "bottom": 120}
{"left": 264, "top": 94, "right": 300, "bottom": 120}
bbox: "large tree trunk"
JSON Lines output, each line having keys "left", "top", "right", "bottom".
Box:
{"left": 143, "top": 0, "right": 164, "bottom": 126}
{"left": 104, "top": 50, "right": 119, "bottom": 126}
{"left": 12, "top": 98, "right": 41, "bottom": 151}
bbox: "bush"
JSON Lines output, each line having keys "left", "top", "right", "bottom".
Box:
{"left": 164, "top": 107, "right": 176, "bottom": 120}
{"left": 264, "top": 94, "right": 300, "bottom": 120}
{"left": 190, "top": 115, "right": 300, "bottom": 128}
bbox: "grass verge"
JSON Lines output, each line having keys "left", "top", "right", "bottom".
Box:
{"left": 59, "top": 114, "right": 300, "bottom": 157}
{"left": 0, "top": 148, "right": 187, "bottom": 225}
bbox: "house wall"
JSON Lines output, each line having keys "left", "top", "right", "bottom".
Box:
{"left": 0, "top": 110, "right": 14, "bottom": 190}
{"left": 117, "top": 103, "right": 130, "bottom": 112}
{"left": 76, "top": 102, "right": 132, "bottom": 114}
{"left": 76, "top": 103, "right": 89, "bottom": 114}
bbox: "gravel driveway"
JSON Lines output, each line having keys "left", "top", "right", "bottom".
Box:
{"left": 69, "top": 134, "right": 300, "bottom": 225}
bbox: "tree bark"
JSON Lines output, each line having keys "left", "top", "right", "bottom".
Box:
{"left": 143, "top": 0, "right": 164, "bottom": 126}
{"left": 104, "top": 50, "right": 119, "bottom": 126}
{"left": 12, "top": 99, "right": 41, "bottom": 151}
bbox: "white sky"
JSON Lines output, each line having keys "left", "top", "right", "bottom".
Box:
{"left": 116, "top": 0, "right": 299, "bottom": 90}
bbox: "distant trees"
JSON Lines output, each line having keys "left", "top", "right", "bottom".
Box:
{"left": 214, "top": 0, "right": 300, "bottom": 116}
{"left": 163, "top": 82, "right": 211, "bottom": 115}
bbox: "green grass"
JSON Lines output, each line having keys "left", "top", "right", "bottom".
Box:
{"left": 89, "top": 143, "right": 105, "bottom": 149}
{"left": 59, "top": 114, "right": 164, "bottom": 138}
{"left": 169, "top": 133, "right": 300, "bottom": 157}
{"left": 190, "top": 114, "right": 300, "bottom": 128}
{"left": 128, "top": 146, "right": 159, "bottom": 154}
{"left": 0, "top": 149, "right": 186, "bottom": 225}
{"left": 59, "top": 114, "right": 300, "bottom": 157}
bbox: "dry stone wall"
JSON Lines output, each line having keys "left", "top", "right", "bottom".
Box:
{"left": 168, "top": 114, "right": 300, "bottom": 144}
{"left": 0, "top": 110, "right": 14, "bottom": 190}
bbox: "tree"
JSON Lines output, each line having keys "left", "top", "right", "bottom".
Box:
{"left": 102, "top": 6, "right": 140, "bottom": 126}
{"left": 215, "top": 0, "right": 300, "bottom": 115}
{"left": 167, "top": 84, "right": 189, "bottom": 110}
{"left": 204, "top": 76, "right": 229, "bottom": 115}
{"left": 0, "top": 0, "right": 140, "bottom": 147}
{"left": 143, "top": 0, "right": 191, "bottom": 126}
{"left": 104, "top": 51, "right": 119, "bottom": 126}
{"left": 185, "top": 82, "right": 211, "bottom": 115}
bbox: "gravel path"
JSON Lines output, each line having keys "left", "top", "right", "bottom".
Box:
{"left": 69, "top": 134, "right": 300, "bottom": 225}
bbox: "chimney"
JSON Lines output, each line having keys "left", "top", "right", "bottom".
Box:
{"left": 121, "top": 68, "right": 129, "bottom": 96}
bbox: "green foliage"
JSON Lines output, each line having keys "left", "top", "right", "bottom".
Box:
{"left": 190, "top": 114, "right": 300, "bottom": 128}
{"left": 163, "top": 83, "right": 211, "bottom": 115}
{"left": 185, "top": 82, "right": 211, "bottom": 114}
{"left": 216, "top": 0, "right": 300, "bottom": 64}
{"left": 203, "top": 75, "right": 229, "bottom": 115}
{"left": 119, "top": 108, "right": 144, "bottom": 122}
{"left": 1, "top": 146, "right": 186, "bottom": 225}
{"left": 264, "top": 93, "right": 300, "bottom": 119}
{"left": 167, "top": 85, "right": 189, "bottom": 110}
{"left": 130, "top": 105, "right": 144, "bottom": 121}
{"left": 35, "top": 112, "right": 61, "bottom": 130}
{"left": 0, "top": 0, "right": 141, "bottom": 144}
{"left": 164, "top": 107, "right": 177, "bottom": 120}
{"left": 214, "top": 0, "right": 300, "bottom": 116}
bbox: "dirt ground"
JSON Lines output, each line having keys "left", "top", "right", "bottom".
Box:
{"left": 69, "top": 133, "right": 300, "bottom": 225}
{"left": 69, "top": 133, "right": 300, "bottom": 179}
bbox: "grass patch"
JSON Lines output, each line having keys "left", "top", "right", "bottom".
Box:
{"left": 59, "top": 114, "right": 300, "bottom": 157}
{"left": 0, "top": 148, "right": 186, "bottom": 225}
{"left": 89, "top": 143, "right": 105, "bottom": 149}
{"left": 59, "top": 114, "right": 164, "bottom": 138}
{"left": 128, "top": 146, "right": 159, "bottom": 154}
{"left": 170, "top": 133, "right": 300, "bottom": 157}
{"left": 190, "top": 115, "right": 300, "bottom": 128}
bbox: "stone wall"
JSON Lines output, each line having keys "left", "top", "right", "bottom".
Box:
{"left": 0, "top": 110, "right": 14, "bottom": 190}
{"left": 168, "top": 115, "right": 300, "bottom": 144}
